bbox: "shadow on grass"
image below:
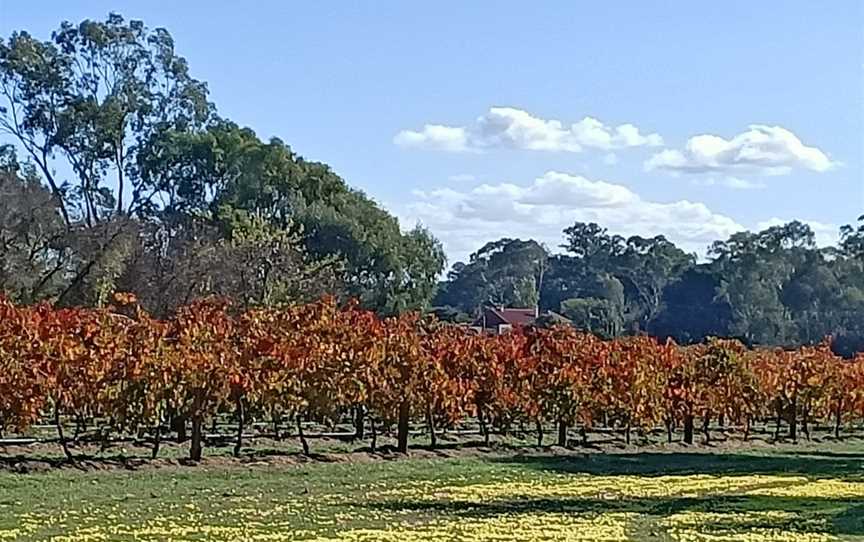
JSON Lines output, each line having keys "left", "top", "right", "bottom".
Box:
{"left": 0, "top": 452, "right": 154, "bottom": 473}
{"left": 783, "top": 450, "right": 864, "bottom": 460}
{"left": 366, "top": 493, "right": 864, "bottom": 538}
{"left": 491, "top": 451, "right": 864, "bottom": 479}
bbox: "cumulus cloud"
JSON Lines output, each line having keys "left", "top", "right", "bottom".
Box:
{"left": 400, "top": 171, "right": 743, "bottom": 264}
{"left": 645, "top": 125, "right": 836, "bottom": 175}
{"left": 394, "top": 107, "right": 663, "bottom": 153}
{"left": 393, "top": 124, "right": 469, "bottom": 152}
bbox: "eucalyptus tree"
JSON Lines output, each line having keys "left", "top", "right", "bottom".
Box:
{"left": 841, "top": 216, "right": 864, "bottom": 260}
{"left": 0, "top": 145, "right": 68, "bottom": 302}
{"left": 553, "top": 222, "right": 692, "bottom": 334}
{"left": 435, "top": 238, "right": 548, "bottom": 315}
{"left": 0, "top": 13, "right": 212, "bottom": 224}
{"left": 135, "top": 119, "right": 445, "bottom": 314}
{"left": 2, "top": 15, "right": 445, "bottom": 313}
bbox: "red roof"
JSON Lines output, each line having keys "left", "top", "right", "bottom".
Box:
{"left": 473, "top": 307, "right": 537, "bottom": 329}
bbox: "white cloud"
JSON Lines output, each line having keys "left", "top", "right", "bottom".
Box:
{"left": 393, "top": 124, "right": 469, "bottom": 152}
{"left": 645, "top": 125, "right": 836, "bottom": 175}
{"left": 400, "top": 171, "right": 743, "bottom": 264}
{"left": 756, "top": 218, "right": 839, "bottom": 248}
{"left": 693, "top": 177, "right": 767, "bottom": 190}
{"left": 394, "top": 107, "right": 663, "bottom": 153}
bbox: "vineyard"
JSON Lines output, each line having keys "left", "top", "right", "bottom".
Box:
{"left": 2, "top": 294, "right": 864, "bottom": 465}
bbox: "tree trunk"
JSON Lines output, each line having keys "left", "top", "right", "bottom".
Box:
{"left": 774, "top": 405, "right": 783, "bottom": 441}
{"left": 354, "top": 406, "right": 365, "bottom": 440}
{"left": 233, "top": 397, "right": 245, "bottom": 458}
{"left": 297, "top": 414, "right": 310, "bottom": 456}
{"left": 73, "top": 416, "right": 85, "bottom": 442}
{"left": 478, "top": 405, "right": 490, "bottom": 447}
{"left": 99, "top": 426, "right": 110, "bottom": 453}
{"left": 370, "top": 416, "right": 378, "bottom": 453}
{"left": 189, "top": 415, "right": 203, "bottom": 461}
{"left": 54, "top": 406, "right": 73, "bottom": 461}
{"left": 152, "top": 424, "right": 162, "bottom": 460}
{"left": 743, "top": 417, "right": 750, "bottom": 441}
{"left": 397, "top": 400, "right": 410, "bottom": 453}
{"left": 580, "top": 426, "right": 588, "bottom": 446}
{"left": 116, "top": 144, "right": 125, "bottom": 213}
{"left": 426, "top": 404, "right": 437, "bottom": 449}
{"left": 557, "top": 420, "right": 567, "bottom": 447}
{"left": 802, "top": 406, "right": 810, "bottom": 441}
{"left": 625, "top": 421, "right": 631, "bottom": 445}
{"left": 834, "top": 404, "right": 842, "bottom": 438}
{"left": 535, "top": 419, "right": 543, "bottom": 447}
{"left": 683, "top": 414, "right": 694, "bottom": 445}
{"left": 665, "top": 418, "right": 673, "bottom": 444}
{"left": 788, "top": 396, "right": 798, "bottom": 443}
{"left": 273, "top": 413, "right": 281, "bottom": 441}
{"left": 173, "top": 414, "right": 187, "bottom": 443}
{"left": 702, "top": 414, "right": 711, "bottom": 444}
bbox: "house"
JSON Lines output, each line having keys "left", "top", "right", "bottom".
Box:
{"left": 472, "top": 306, "right": 538, "bottom": 335}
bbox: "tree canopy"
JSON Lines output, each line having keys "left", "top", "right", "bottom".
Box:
{"left": 0, "top": 14, "right": 445, "bottom": 316}
{"left": 434, "top": 219, "right": 864, "bottom": 356}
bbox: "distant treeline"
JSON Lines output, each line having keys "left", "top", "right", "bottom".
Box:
{"left": 434, "top": 219, "right": 864, "bottom": 356}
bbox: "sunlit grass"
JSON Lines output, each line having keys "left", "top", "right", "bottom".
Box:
{"left": 1, "top": 446, "right": 863, "bottom": 541}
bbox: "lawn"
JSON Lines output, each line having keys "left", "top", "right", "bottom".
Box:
{"left": 1, "top": 444, "right": 864, "bottom": 541}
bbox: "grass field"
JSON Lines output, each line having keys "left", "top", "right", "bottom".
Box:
{"left": 2, "top": 441, "right": 864, "bottom": 541}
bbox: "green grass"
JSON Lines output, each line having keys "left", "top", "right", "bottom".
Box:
{"left": 1, "top": 442, "right": 864, "bottom": 540}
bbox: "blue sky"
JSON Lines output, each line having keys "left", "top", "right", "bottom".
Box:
{"left": 2, "top": 1, "right": 862, "bottom": 264}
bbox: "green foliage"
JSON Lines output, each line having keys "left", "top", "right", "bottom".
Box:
{"left": 0, "top": 147, "right": 67, "bottom": 303}
{"left": 0, "top": 15, "right": 444, "bottom": 315}
{"left": 841, "top": 215, "right": 864, "bottom": 259}
{"left": 0, "top": 13, "right": 212, "bottom": 223}
{"left": 135, "top": 118, "right": 444, "bottom": 314}
{"left": 542, "top": 223, "right": 693, "bottom": 334}
{"left": 435, "top": 238, "right": 548, "bottom": 314}
{"left": 559, "top": 297, "right": 624, "bottom": 339}
{"left": 438, "top": 219, "right": 864, "bottom": 354}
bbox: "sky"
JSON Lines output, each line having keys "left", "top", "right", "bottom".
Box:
{"left": 2, "top": 1, "right": 863, "bottom": 266}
